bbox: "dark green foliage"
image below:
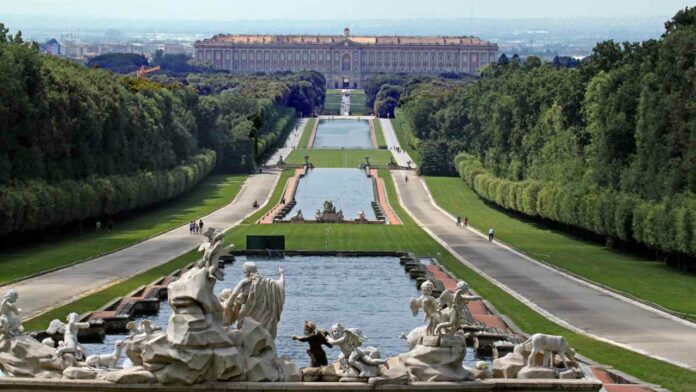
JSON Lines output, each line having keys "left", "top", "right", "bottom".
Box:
{"left": 373, "top": 84, "right": 403, "bottom": 118}
{"left": 0, "top": 151, "right": 216, "bottom": 236}
{"left": 0, "top": 43, "right": 199, "bottom": 185}
{"left": 152, "top": 53, "right": 214, "bottom": 75}
{"left": 87, "top": 53, "right": 148, "bottom": 74}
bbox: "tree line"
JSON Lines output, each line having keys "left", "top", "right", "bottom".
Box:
{"left": 0, "top": 24, "right": 325, "bottom": 237}
{"left": 371, "top": 8, "right": 696, "bottom": 269}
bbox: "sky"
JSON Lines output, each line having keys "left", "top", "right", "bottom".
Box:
{"left": 0, "top": 0, "right": 690, "bottom": 20}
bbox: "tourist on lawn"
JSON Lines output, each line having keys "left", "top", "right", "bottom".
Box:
{"left": 488, "top": 228, "right": 494, "bottom": 242}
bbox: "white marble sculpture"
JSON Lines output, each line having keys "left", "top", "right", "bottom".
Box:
{"left": 435, "top": 281, "right": 481, "bottom": 335}
{"left": 0, "top": 290, "right": 65, "bottom": 378}
{"left": 85, "top": 340, "right": 125, "bottom": 369}
{"left": 53, "top": 313, "right": 90, "bottom": 361}
{"left": 220, "top": 262, "right": 285, "bottom": 339}
{"left": 0, "top": 289, "right": 23, "bottom": 337}
{"left": 326, "top": 323, "right": 387, "bottom": 378}
{"left": 514, "top": 333, "right": 577, "bottom": 368}
{"left": 409, "top": 280, "right": 439, "bottom": 335}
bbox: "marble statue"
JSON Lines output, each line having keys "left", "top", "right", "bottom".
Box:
{"left": 220, "top": 262, "right": 285, "bottom": 339}
{"left": 0, "top": 289, "right": 23, "bottom": 337}
{"left": 291, "top": 209, "right": 304, "bottom": 221}
{"left": 291, "top": 320, "right": 333, "bottom": 367}
{"left": 0, "top": 290, "right": 65, "bottom": 378}
{"left": 409, "top": 280, "right": 439, "bottom": 335}
{"left": 357, "top": 210, "right": 367, "bottom": 222}
{"left": 514, "top": 333, "right": 577, "bottom": 368}
{"left": 85, "top": 340, "right": 125, "bottom": 369}
{"left": 53, "top": 313, "right": 90, "bottom": 361}
{"left": 435, "top": 281, "right": 481, "bottom": 335}
{"left": 327, "top": 323, "right": 387, "bottom": 378}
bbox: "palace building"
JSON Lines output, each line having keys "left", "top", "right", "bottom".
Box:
{"left": 194, "top": 28, "right": 498, "bottom": 89}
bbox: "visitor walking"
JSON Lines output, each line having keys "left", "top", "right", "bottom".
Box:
{"left": 488, "top": 228, "right": 494, "bottom": 242}
{"left": 198, "top": 219, "right": 204, "bottom": 234}
{"left": 464, "top": 217, "right": 468, "bottom": 227}
{"left": 456, "top": 216, "right": 462, "bottom": 226}
{"left": 189, "top": 221, "right": 195, "bottom": 234}
{"left": 405, "top": 175, "right": 409, "bottom": 183}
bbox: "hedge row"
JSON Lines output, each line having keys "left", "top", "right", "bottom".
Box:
{"left": 0, "top": 150, "right": 216, "bottom": 236}
{"left": 455, "top": 153, "right": 696, "bottom": 257}
{"left": 257, "top": 105, "right": 298, "bottom": 161}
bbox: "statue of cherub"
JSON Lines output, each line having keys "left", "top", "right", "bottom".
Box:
{"left": 409, "top": 280, "right": 439, "bottom": 335}
{"left": 0, "top": 289, "right": 23, "bottom": 336}
{"left": 435, "top": 281, "right": 481, "bottom": 335}
{"left": 53, "top": 312, "right": 90, "bottom": 360}
{"left": 327, "top": 323, "right": 387, "bottom": 377}
{"left": 291, "top": 320, "right": 333, "bottom": 367}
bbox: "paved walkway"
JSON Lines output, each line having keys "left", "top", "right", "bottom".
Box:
{"left": 380, "top": 118, "right": 416, "bottom": 168}
{"left": 390, "top": 169, "right": 696, "bottom": 370}
{"left": 265, "top": 118, "right": 307, "bottom": 165}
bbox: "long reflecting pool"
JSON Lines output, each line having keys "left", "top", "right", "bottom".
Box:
{"left": 313, "top": 119, "right": 372, "bottom": 149}
{"left": 287, "top": 168, "right": 376, "bottom": 221}
{"left": 83, "top": 256, "right": 485, "bottom": 368}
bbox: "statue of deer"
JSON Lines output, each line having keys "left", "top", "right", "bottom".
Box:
{"left": 85, "top": 340, "right": 125, "bottom": 369}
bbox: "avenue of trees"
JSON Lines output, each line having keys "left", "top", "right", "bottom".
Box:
{"left": 379, "top": 8, "right": 696, "bottom": 269}
{"left": 0, "top": 24, "right": 325, "bottom": 237}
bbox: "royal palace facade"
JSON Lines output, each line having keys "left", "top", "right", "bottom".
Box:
{"left": 194, "top": 28, "right": 498, "bottom": 89}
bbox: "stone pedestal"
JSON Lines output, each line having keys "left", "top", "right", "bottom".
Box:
{"left": 517, "top": 366, "right": 558, "bottom": 379}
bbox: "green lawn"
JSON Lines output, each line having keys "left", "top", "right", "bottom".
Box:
{"left": 22, "top": 170, "right": 696, "bottom": 391}
{"left": 391, "top": 110, "right": 420, "bottom": 164}
{"left": 349, "top": 90, "right": 367, "bottom": 115}
{"left": 298, "top": 118, "right": 316, "bottom": 149}
{"left": 323, "top": 90, "right": 342, "bottom": 115}
{"left": 0, "top": 174, "right": 245, "bottom": 285}
{"left": 425, "top": 176, "right": 696, "bottom": 319}
{"left": 287, "top": 149, "right": 392, "bottom": 167}
{"left": 373, "top": 119, "right": 387, "bottom": 149}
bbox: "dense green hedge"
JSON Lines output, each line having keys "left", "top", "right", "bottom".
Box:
{"left": 256, "top": 105, "right": 298, "bottom": 161}
{"left": 0, "top": 151, "right": 216, "bottom": 236}
{"left": 456, "top": 153, "right": 696, "bottom": 260}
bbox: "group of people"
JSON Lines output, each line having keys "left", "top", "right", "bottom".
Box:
{"left": 456, "top": 215, "right": 494, "bottom": 242}
{"left": 189, "top": 219, "right": 204, "bottom": 234}
{"left": 456, "top": 216, "right": 469, "bottom": 227}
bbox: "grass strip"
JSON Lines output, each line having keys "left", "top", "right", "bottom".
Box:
{"left": 373, "top": 119, "right": 387, "bottom": 149}
{"left": 287, "top": 149, "right": 392, "bottom": 168}
{"left": 0, "top": 174, "right": 245, "bottom": 285}
{"left": 298, "top": 118, "right": 316, "bottom": 149}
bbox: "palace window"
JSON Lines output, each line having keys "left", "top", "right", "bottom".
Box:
{"left": 342, "top": 53, "right": 351, "bottom": 71}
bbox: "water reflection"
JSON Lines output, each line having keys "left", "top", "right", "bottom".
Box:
{"left": 83, "top": 256, "right": 488, "bottom": 368}
{"left": 313, "top": 119, "right": 372, "bottom": 149}
{"left": 287, "top": 169, "right": 376, "bottom": 221}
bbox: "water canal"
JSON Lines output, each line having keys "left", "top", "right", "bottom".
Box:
{"left": 287, "top": 168, "right": 376, "bottom": 221}
{"left": 83, "top": 255, "right": 485, "bottom": 368}
{"left": 312, "top": 119, "right": 372, "bottom": 149}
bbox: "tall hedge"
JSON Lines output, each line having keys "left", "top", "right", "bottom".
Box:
{"left": 0, "top": 151, "right": 216, "bottom": 236}
{"left": 456, "top": 152, "right": 696, "bottom": 262}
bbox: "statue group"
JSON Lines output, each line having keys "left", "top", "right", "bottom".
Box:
{"left": 0, "top": 236, "right": 581, "bottom": 385}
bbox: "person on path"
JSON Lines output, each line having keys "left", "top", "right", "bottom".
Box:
{"left": 198, "top": 219, "right": 204, "bottom": 233}
{"left": 405, "top": 175, "right": 409, "bottom": 183}
{"left": 488, "top": 228, "right": 494, "bottom": 242}
{"left": 189, "top": 221, "right": 194, "bottom": 234}
{"left": 464, "top": 217, "right": 468, "bottom": 227}
{"left": 95, "top": 221, "right": 101, "bottom": 232}
{"left": 456, "top": 216, "right": 462, "bottom": 226}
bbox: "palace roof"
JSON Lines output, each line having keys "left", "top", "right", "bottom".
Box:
{"left": 196, "top": 33, "right": 493, "bottom": 47}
